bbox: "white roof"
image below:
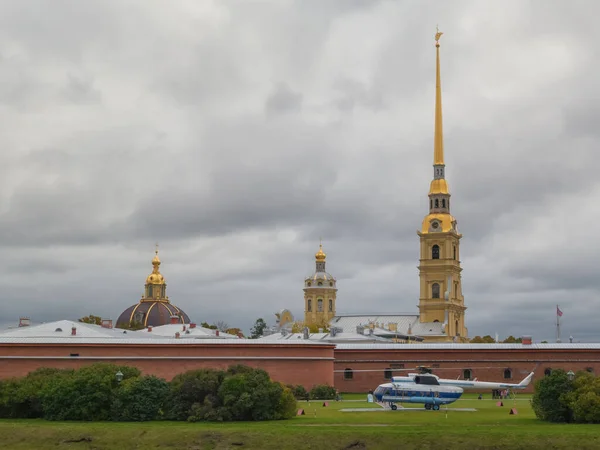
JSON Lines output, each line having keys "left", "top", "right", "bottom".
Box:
{"left": 0, "top": 336, "right": 334, "bottom": 345}
{"left": 0, "top": 320, "right": 160, "bottom": 339}
{"left": 331, "top": 314, "right": 444, "bottom": 337}
{"left": 259, "top": 331, "right": 391, "bottom": 343}
{"left": 146, "top": 324, "right": 239, "bottom": 339}
{"left": 335, "top": 343, "right": 600, "bottom": 350}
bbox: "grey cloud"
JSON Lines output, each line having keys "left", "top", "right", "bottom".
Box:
{"left": 265, "top": 83, "right": 303, "bottom": 115}
{"left": 1, "top": 1, "right": 600, "bottom": 342}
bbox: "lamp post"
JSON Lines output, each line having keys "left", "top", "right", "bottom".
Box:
{"left": 567, "top": 370, "right": 575, "bottom": 381}
{"left": 115, "top": 370, "right": 124, "bottom": 384}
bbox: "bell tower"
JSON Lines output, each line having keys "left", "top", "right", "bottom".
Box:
{"left": 417, "top": 29, "right": 468, "bottom": 342}
{"left": 303, "top": 241, "right": 337, "bottom": 327}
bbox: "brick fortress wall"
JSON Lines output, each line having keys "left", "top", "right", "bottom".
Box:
{"left": 0, "top": 341, "right": 335, "bottom": 389}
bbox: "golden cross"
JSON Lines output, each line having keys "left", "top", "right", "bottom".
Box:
{"left": 155, "top": 242, "right": 159, "bottom": 255}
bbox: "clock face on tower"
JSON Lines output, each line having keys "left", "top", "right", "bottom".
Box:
{"left": 431, "top": 221, "right": 440, "bottom": 231}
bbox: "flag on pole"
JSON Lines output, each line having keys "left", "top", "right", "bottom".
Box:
{"left": 557, "top": 306, "right": 563, "bottom": 317}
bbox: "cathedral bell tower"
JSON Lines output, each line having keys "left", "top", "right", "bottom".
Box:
{"left": 304, "top": 242, "right": 337, "bottom": 327}
{"left": 417, "top": 29, "right": 468, "bottom": 342}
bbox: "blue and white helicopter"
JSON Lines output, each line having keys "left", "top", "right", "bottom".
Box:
{"left": 373, "top": 369, "right": 534, "bottom": 410}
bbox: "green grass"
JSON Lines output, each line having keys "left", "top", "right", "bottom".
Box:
{"left": 1, "top": 394, "right": 598, "bottom": 449}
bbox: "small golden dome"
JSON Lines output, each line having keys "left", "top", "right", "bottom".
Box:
{"left": 429, "top": 178, "right": 449, "bottom": 195}
{"left": 315, "top": 243, "right": 326, "bottom": 261}
{"left": 146, "top": 248, "right": 166, "bottom": 285}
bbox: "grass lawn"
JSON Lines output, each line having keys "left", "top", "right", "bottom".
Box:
{"left": 0, "top": 394, "right": 598, "bottom": 449}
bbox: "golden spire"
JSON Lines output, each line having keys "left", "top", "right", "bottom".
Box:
{"left": 315, "top": 239, "right": 326, "bottom": 262}
{"left": 434, "top": 26, "right": 444, "bottom": 166}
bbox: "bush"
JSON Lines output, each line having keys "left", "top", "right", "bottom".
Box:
{"left": 0, "top": 368, "right": 73, "bottom": 418}
{"left": 287, "top": 384, "right": 308, "bottom": 399}
{"left": 40, "top": 363, "right": 140, "bottom": 421}
{"left": 166, "top": 368, "right": 226, "bottom": 421}
{"left": 532, "top": 370, "right": 600, "bottom": 424}
{"left": 309, "top": 384, "right": 336, "bottom": 400}
{"left": 217, "top": 368, "right": 296, "bottom": 421}
{"left": 112, "top": 375, "right": 169, "bottom": 422}
{"left": 531, "top": 369, "right": 573, "bottom": 423}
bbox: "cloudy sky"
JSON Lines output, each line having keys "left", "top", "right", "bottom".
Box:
{"left": 0, "top": 0, "right": 597, "bottom": 341}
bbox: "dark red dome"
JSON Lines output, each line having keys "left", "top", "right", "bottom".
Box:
{"left": 116, "top": 300, "right": 190, "bottom": 328}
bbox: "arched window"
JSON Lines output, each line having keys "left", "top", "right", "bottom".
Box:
{"left": 317, "top": 282, "right": 323, "bottom": 286}
{"left": 544, "top": 368, "right": 552, "bottom": 377}
{"left": 344, "top": 368, "right": 353, "bottom": 380}
{"left": 455, "top": 320, "right": 459, "bottom": 336}
{"left": 430, "top": 199, "right": 433, "bottom": 210}
{"left": 147, "top": 285, "right": 153, "bottom": 297}
{"left": 442, "top": 199, "right": 446, "bottom": 208}
{"left": 434, "top": 199, "right": 439, "bottom": 208}
{"left": 463, "top": 369, "right": 472, "bottom": 380}
{"left": 454, "top": 283, "right": 458, "bottom": 297}
{"left": 432, "top": 283, "right": 440, "bottom": 298}
{"left": 317, "top": 299, "right": 323, "bottom": 312}
{"left": 433, "top": 319, "right": 440, "bottom": 323}
{"left": 503, "top": 369, "right": 512, "bottom": 379}
{"left": 307, "top": 281, "right": 311, "bottom": 287}
{"left": 307, "top": 299, "right": 312, "bottom": 312}
{"left": 453, "top": 246, "right": 456, "bottom": 260}
{"left": 161, "top": 286, "right": 166, "bottom": 297}
{"left": 384, "top": 368, "right": 393, "bottom": 379}
{"left": 432, "top": 245, "right": 440, "bottom": 259}
{"left": 328, "top": 299, "right": 333, "bottom": 311}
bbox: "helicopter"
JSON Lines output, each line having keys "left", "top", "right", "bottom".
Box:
{"left": 373, "top": 367, "right": 534, "bottom": 410}
{"left": 373, "top": 372, "right": 462, "bottom": 410}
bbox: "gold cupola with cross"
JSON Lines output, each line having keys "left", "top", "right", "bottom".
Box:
{"left": 303, "top": 241, "right": 337, "bottom": 327}
{"left": 417, "top": 29, "right": 468, "bottom": 342}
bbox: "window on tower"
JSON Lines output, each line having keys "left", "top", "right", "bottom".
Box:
{"left": 442, "top": 199, "right": 446, "bottom": 208}
{"left": 432, "top": 283, "right": 440, "bottom": 298}
{"left": 317, "top": 281, "right": 323, "bottom": 286}
{"left": 453, "top": 246, "right": 456, "bottom": 260}
{"left": 435, "top": 199, "right": 439, "bottom": 208}
{"left": 432, "top": 245, "right": 440, "bottom": 259}
{"left": 317, "top": 299, "right": 323, "bottom": 312}
{"left": 307, "top": 300, "right": 312, "bottom": 312}
{"left": 147, "top": 285, "right": 153, "bottom": 297}
{"left": 430, "top": 199, "right": 433, "bottom": 210}
{"left": 329, "top": 299, "right": 333, "bottom": 311}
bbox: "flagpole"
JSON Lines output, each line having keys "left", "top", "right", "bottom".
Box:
{"left": 556, "top": 305, "right": 561, "bottom": 343}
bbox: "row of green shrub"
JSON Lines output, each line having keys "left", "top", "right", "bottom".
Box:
{"left": 0, "top": 363, "right": 329, "bottom": 422}
{"left": 532, "top": 369, "right": 600, "bottom": 423}
{"left": 286, "top": 383, "right": 336, "bottom": 400}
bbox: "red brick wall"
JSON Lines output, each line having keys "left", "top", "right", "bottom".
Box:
{"left": 0, "top": 342, "right": 335, "bottom": 389}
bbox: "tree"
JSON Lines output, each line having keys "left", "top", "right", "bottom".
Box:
{"left": 115, "top": 320, "right": 145, "bottom": 331}
{"left": 214, "top": 321, "right": 230, "bottom": 332}
{"left": 502, "top": 336, "right": 522, "bottom": 343}
{"left": 291, "top": 320, "right": 330, "bottom": 334}
{"left": 250, "top": 318, "right": 267, "bottom": 339}
{"left": 226, "top": 328, "right": 244, "bottom": 337}
{"left": 531, "top": 369, "right": 573, "bottom": 423}
{"left": 200, "top": 322, "right": 218, "bottom": 330}
{"left": 79, "top": 315, "right": 102, "bottom": 325}
{"left": 469, "top": 335, "right": 495, "bottom": 343}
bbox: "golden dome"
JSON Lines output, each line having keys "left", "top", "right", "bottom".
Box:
{"left": 315, "top": 243, "right": 326, "bottom": 261}
{"left": 421, "top": 213, "right": 458, "bottom": 234}
{"left": 429, "top": 178, "right": 449, "bottom": 195}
